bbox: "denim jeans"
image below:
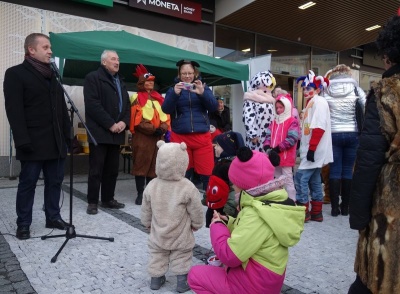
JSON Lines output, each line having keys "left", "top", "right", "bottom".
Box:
{"left": 295, "top": 167, "right": 322, "bottom": 203}
{"left": 329, "top": 132, "right": 358, "bottom": 180}
{"left": 17, "top": 158, "right": 65, "bottom": 226}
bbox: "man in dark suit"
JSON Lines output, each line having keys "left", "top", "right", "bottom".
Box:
{"left": 3, "top": 33, "right": 71, "bottom": 240}
{"left": 84, "top": 50, "right": 130, "bottom": 215}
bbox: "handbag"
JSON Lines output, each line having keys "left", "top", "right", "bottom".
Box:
{"left": 354, "top": 87, "right": 364, "bottom": 134}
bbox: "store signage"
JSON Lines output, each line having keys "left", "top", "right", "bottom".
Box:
{"left": 129, "top": 0, "right": 202, "bottom": 23}
{"left": 73, "top": 0, "right": 113, "bottom": 8}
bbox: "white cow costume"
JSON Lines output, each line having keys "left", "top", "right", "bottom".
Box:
{"left": 243, "top": 71, "right": 276, "bottom": 151}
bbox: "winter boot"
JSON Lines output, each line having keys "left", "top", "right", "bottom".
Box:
{"left": 134, "top": 176, "right": 145, "bottom": 205}
{"left": 329, "top": 179, "right": 341, "bottom": 216}
{"left": 135, "top": 192, "right": 143, "bottom": 205}
{"left": 310, "top": 201, "right": 323, "bottom": 222}
{"left": 176, "top": 274, "right": 190, "bottom": 293}
{"left": 340, "top": 179, "right": 352, "bottom": 216}
{"left": 150, "top": 275, "right": 166, "bottom": 290}
{"left": 296, "top": 201, "right": 311, "bottom": 222}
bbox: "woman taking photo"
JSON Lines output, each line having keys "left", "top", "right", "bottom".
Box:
{"left": 162, "top": 60, "right": 218, "bottom": 191}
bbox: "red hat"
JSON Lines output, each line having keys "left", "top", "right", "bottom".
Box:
{"left": 206, "top": 175, "right": 230, "bottom": 209}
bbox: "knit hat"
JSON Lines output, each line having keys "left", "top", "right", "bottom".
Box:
{"left": 215, "top": 131, "right": 245, "bottom": 157}
{"left": 228, "top": 147, "right": 276, "bottom": 191}
{"left": 296, "top": 70, "right": 329, "bottom": 90}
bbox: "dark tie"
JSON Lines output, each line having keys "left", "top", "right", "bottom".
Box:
{"left": 113, "top": 76, "right": 122, "bottom": 113}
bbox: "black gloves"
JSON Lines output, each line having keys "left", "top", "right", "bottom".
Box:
{"left": 272, "top": 146, "right": 280, "bottom": 153}
{"left": 307, "top": 150, "right": 315, "bottom": 162}
{"left": 153, "top": 128, "right": 163, "bottom": 137}
{"left": 268, "top": 149, "right": 281, "bottom": 167}
{"left": 263, "top": 145, "right": 280, "bottom": 154}
{"left": 17, "top": 143, "right": 33, "bottom": 153}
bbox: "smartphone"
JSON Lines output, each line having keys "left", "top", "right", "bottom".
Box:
{"left": 182, "top": 82, "right": 195, "bottom": 90}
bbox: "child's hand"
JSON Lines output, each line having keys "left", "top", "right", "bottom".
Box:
{"left": 211, "top": 210, "right": 228, "bottom": 224}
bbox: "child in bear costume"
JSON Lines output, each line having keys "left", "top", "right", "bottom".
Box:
{"left": 243, "top": 70, "right": 276, "bottom": 152}
{"left": 141, "top": 141, "right": 204, "bottom": 293}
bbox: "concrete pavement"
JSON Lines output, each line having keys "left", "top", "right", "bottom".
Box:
{"left": 0, "top": 173, "right": 358, "bottom": 293}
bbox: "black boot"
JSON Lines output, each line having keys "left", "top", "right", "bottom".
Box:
{"left": 340, "top": 179, "right": 352, "bottom": 216}
{"left": 135, "top": 176, "right": 145, "bottom": 205}
{"left": 348, "top": 275, "right": 372, "bottom": 294}
{"left": 329, "top": 179, "right": 341, "bottom": 216}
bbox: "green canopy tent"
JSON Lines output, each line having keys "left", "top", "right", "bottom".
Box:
{"left": 49, "top": 30, "right": 249, "bottom": 92}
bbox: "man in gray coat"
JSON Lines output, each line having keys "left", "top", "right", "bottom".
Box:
{"left": 84, "top": 50, "right": 131, "bottom": 215}
{"left": 4, "top": 33, "right": 71, "bottom": 239}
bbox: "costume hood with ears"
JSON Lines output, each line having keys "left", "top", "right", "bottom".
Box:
{"left": 132, "top": 64, "right": 163, "bottom": 107}
{"left": 244, "top": 70, "right": 276, "bottom": 103}
{"left": 249, "top": 70, "right": 276, "bottom": 92}
{"left": 155, "top": 141, "right": 189, "bottom": 181}
{"left": 296, "top": 70, "right": 329, "bottom": 90}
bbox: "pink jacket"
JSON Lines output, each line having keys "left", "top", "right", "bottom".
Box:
{"left": 264, "top": 118, "right": 299, "bottom": 167}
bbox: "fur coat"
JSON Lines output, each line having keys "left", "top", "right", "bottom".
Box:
{"left": 352, "top": 65, "right": 400, "bottom": 293}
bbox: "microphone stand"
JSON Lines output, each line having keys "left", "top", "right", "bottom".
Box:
{"left": 41, "top": 67, "right": 114, "bottom": 263}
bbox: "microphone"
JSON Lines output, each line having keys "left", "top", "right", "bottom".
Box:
{"left": 49, "top": 58, "right": 61, "bottom": 77}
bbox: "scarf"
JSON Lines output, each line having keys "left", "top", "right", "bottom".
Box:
{"left": 25, "top": 55, "right": 52, "bottom": 79}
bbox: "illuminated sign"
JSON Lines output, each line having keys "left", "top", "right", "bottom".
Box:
{"left": 129, "top": 0, "right": 202, "bottom": 23}
{"left": 73, "top": 0, "right": 113, "bottom": 8}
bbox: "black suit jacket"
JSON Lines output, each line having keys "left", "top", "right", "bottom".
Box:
{"left": 83, "top": 66, "right": 130, "bottom": 145}
{"left": 3, "top": 60, "right": 71, "bottom": 161}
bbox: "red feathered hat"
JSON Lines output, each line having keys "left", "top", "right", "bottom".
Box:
{"left": 133, "top": 64, "right": 155, "bottom": 91}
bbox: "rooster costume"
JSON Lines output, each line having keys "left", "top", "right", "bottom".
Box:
{"left": 129, "top": 64, "right": 169, "bottom": 205}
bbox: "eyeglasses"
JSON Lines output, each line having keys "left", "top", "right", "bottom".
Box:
{"left": 180, "top": 72, "right": 194, "bottom": 76}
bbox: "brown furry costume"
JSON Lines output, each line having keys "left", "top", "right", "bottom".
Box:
{"left": 353, "top": 74, "right": 400, "bottom": 293}
{"left": 141, "top": 141, "right": 204, "bottom": 278}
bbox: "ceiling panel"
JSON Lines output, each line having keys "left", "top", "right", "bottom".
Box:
{"left": 216, "top": 0, "right": 399, "bottom": 51}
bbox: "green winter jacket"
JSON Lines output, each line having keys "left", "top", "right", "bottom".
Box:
{"left": 226, "top": 188, "right": 305, "bottom": 274}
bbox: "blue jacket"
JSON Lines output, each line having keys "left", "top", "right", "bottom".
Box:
{"left": 162, "top": 81, "right": 217, "bottom": 134}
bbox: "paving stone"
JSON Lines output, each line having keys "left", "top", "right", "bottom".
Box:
{"left": 0, "top": 175, "right": 358, "bottom": 293}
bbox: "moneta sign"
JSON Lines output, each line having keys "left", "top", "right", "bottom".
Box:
{"left": 129, "top": 0, "right": 202, "bottom": 23}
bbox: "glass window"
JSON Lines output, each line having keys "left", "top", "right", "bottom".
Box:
{"left": 215, "top": 26, "right": 255, "bottom": 62}
{"left": 311, "top": 48, "right": 337, "bottom": 77}
{"left": 256, "top": 35, "right": 310, "bottom": 77}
